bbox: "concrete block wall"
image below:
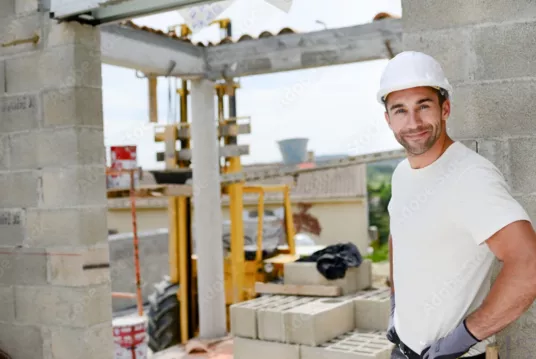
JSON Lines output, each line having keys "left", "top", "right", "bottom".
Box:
{"left": 230, "top": 294, "right": 290, "bottom": 338}
{"left": 284, "top": 259, "right": 372, "bottom": 294}
{"left": 0, "top": 4, "right": 113, "bottom": 359}
{"left": 401, "top": 0, "right": 536, "bottom": 357}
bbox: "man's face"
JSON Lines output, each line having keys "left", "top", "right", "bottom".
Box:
{"left": 384, "top": 86, "right": 450, "bottom": 156}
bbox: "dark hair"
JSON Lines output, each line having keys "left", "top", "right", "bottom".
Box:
{"left": 384, "top": 87, "right": 449, "bottom": 112}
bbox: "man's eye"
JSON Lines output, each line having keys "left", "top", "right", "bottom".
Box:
{"left": 395, "top": 109, "right": 406, "bottom": 114}
{"left": 420, "top": 105, "right": 429, "bottom": 110}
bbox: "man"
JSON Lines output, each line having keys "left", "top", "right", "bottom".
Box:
{"left": 379, "top": 51, "right": 536, "bottom": 359}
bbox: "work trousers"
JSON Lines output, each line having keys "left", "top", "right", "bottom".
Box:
{"left": 390, "top": 344, "right": 491, "bottom": 359}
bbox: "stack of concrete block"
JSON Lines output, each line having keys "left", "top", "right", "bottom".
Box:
{"left": 231, "top": 290, "right": 393, "bottom": 359}
{"left": 284, "top": 259, "right": 373, "bottom": 294}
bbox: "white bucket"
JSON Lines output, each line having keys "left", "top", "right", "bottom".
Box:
{"left": 112, "top": 316, "right": 148, "bottom": 359}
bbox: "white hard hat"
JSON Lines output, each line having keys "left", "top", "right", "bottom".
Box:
{"left": 377, "top": 51, "right": 453, "bottom": 104}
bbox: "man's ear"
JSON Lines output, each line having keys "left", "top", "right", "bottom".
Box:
{"left": 384, "top": 111, "right": 391, "bottom": 127}
{"left": 442, "top": 99, "right": 451, "bottom": 121}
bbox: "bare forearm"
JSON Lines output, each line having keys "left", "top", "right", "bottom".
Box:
{"left": 465, "top": 261, "right": 536, "bottom": 340}
{"left": 389, "top": 234, "right": 394, "bottom": 295}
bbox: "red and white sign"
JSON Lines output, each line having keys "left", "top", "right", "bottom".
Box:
{"left": 112, "top": 316, "right": 148, "bottom": 359}
{"left": 108, "top": 146, "right": 139, "bottom": 189}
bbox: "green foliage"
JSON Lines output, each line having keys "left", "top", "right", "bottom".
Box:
{"left": 365, "top": 242, "right": 389, "bottom": 263}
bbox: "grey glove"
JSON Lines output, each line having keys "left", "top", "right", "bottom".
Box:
{"left": 421, "top": 319, "right": 480, "bottom": 359}
{"left": 386, "top": 293, "right": 399, "bottom": 344}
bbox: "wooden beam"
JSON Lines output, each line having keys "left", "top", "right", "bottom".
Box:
{"left": 148, "top": 75, "right": 158, "bottom": 123}
{"left": 100, "top": 23, "right": 206, "bottom": 77}
{"left": 205, "top": 19, "right": 402, "bottom": 79}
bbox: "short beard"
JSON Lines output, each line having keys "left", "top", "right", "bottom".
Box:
{"left": 396, "top": 121, "right": 442, "bottom": 156}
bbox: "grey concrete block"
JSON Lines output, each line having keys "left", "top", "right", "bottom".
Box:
{"left": 5, "top": 45, "right": 101, "bottom": 93}
{"left": 300, "top": 329, "right": 393, "bottom": 359}
{"left": 0, "top": 94, "right": 39, "bottom": 132}
{"left": 0, "top": 135, "right": 8, "bottom": 170}
{"left": 15, "top": 283, "right": 113, "bottom": 327}
{"left": 109, "top": 229, "right": 171, "bottom": 312}
{"left": 448, "top": 80, "right": 536, "bottom": 139}
{"left": 458, "top": 140, "right": 477, "bottom": 152}
{"left": 0, "top": 208, "right": 25, "bottom": 246}
{"left": 0, "top": 323, "right": 43, "bottom": 359}
{"left": 0, "top": 13, "right": 42, "bottom": 58}
{"left": 43, "top": 322, "right": 114, "bottom": 359}
{"left": 0, "top": 247, "right": 47, "bottom": 285}
{"left": 26, "top": 206, "right": 108, "bottom": 247}
{"left": 513, "top": 195, "right": 536, "bottom": 224}
{"left": 403, "top": 28, "right": 473, "bottom": 85}
{"left": 47, "top": 244, "right": 111, "bottom": 287}
{"left": 0, "top": 285, "right": 15, "bottom": 321}
{"left": 284, "top": 297, "right": 355, "bottom": 346}
{"left": 42, "top": 87, "right": 103, "bottom": 127}
{"left": 9, "top": 128, "right": 105, "bottom": 170}
{"left": 41, "top": 166, "right": 107, "bottom": 207}
{"left": 234, "top": 337, "right": 299, "bottom": 359}
{"left": 15, "top": 0, "right": 40, "bottom": 14}
{"left": 473, "top": 21, "right": 536, "bottom": 81}
{"left": 230, "top": 294, "right": 287, "bottom": 338}
{"left": 0, "top": 61, "right": 4, "bottom": 96}
{"left": 0, "top": 1, "right": 15, "bottom": 18}
{"left": 284, "top": 260, "right": 372, "bottom": 294}
{"left": 45, "top": 20, "right": 100, "bottom": 49}
{"left": 508, "top": 138, "right": 536, "bottom": 195}
{"left": 402, "top": 0, "right": 536, "bottom": 32}
{"left": 497, "top": 301, "right": 536, "bottom": 359}
{"left": 257, "top": 296, "right": 316, "bottom": 342}
{"left": 0, "top": 171, "right": 39, "bottom": 207}
{"left": 354, "top": 288, "right": 391, "bottom": 331}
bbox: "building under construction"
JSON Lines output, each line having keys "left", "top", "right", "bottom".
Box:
{"left": 0, "top": 1, "right": 534, "bottom": 358}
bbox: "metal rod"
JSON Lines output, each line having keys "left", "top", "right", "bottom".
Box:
{"left": 256, "top": 191, "right": 264, "bottom": 262}
{"left": 129, "top": 169, "right": 143, "bottom": 317}
{"left": 1, "top": 33, "right": 39, "bottom": 47}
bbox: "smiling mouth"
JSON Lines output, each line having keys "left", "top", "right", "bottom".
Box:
{"left": 405, "top": 130, "right": 429, "bottom": 139}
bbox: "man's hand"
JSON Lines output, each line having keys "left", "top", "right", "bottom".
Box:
{"left": 386, "top": 293, "right": 399, "bottom": 344}
{"left": 421, "top": 319, "right": 480, "bottom": 359}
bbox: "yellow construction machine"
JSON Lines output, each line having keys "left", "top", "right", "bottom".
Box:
{"left": 145, "top": 20, "right": 304, "bottom": 353}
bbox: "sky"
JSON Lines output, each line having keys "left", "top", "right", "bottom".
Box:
{"left": 102, "top": 0, "right": 403, "bottom": 169}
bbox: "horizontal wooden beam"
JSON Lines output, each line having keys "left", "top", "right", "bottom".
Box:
{"left": 154, "top": 123, "right": 251, "bottom": 141}
{"left": 205, "top": 18, "right": 402, "bottom": 79}
{"left": 156, "top": 144, "right": 250, "bottom": 162}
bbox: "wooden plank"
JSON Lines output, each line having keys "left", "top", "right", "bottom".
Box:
{"left": 486, "top": 344, "right": 499, "bottom": 359}
{"left": 254, "top": 282, "right": 342, "bottom": 297}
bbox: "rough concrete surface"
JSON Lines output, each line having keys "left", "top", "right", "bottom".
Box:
{"left": 234, "top": 337, "right": 300, "bottom": 359}
{"left": 354, "top": 288, "right": 391, "bottom": 331}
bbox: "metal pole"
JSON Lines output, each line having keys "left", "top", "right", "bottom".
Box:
{"left": 190, "top": 78, "right": 227, "bottom": 339}
{"left": 129, "top": 169, "right": 143, "bottom": 317}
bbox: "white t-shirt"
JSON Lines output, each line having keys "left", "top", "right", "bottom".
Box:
{"left": 388, "top": 141, "right": 531, "bottom": 356}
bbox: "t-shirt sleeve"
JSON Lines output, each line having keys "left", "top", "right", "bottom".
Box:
{"left": 454, "top": 164, "right": 532, "bottom": 245}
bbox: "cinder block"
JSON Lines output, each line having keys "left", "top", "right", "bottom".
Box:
{"left": 42, "top": 87, "right": 103, "bottom": 127}
{"left": 354, "top": 288, "right": 391, "bottom": 331}
{"left": 0, "top": 247, "right": 47, "bottom": 285}
{"left": 8, "top": 128, "right": 104, "bottom": 170}
{"left": 0, "top": 135, "right": 8, "bottom": 170}
{"left": 472, "top": 21, "right": 536, "bottom": 81}
{"left": 230, "top": 295, "right": 287, "bottom": 338}
{"left": 26, "top": 207, "right": 108, "bottom": 246}
{"left": 15, "top": 283, "right": 113, "bottom": 327}
{"left": 300, "top": 329, "right": 393, "bottom": 359}
{"left": 513, "top": 195, "right": 536, "bottom": 224}
{"left": 0, "top": 285, "right": 15, "bottom": 321}
{"left": 507, "top": 138, "right": 536, "bottom": 195}
{"left": 0, "top": 171, "right": 40, "bottom": 207}
{"left": 475, "top": 139, "right": 509, "bottom": 181}
{"left": 257, "top": 296, "right": 316, "bottom": 342}
{"left": 234, "top": 337, "right": 299, "bottom": 359}
{"left": 47, "top": 244, "right": 111, "bottom": 286}
{"left": 41, "top": 166, "right": 107, "bottom": 207}
{"left": 43, "top": 322, "right": 114, "bottom": 359}
{"left": 45, "top": 20, "right": 100, "bottom": 48}
{"left": 0, "top": 13, "right": 42, "bottom": 58}
{"left": 0, "top": 60, "right": 4, "bottom": 96}
{"left": 5, "top": 45, "right": 101, "bottom": 94}
{"left": 0, "top": 94, "right": 39, "bottom": 132}
{"left": 0, "top": 323, "right": 43, "bottom": 359}
{"left": 15, "top": 0, "right": 40, "bottom": 14}
{"left": 402, "top": 0, "right": 536, "bottom": 32}
{"left": 0, "top": 2, "right": 15, "bottom": 17}
{"left": 449, "top": 80, "right": 536, "bottom": 139}
{"left": 284, "top": 297, "right": 355, "bottom": 346}
{"left": 0, "top": 208, "right": 25, "bottom": 246}
{"left": 284, "top": 260, "right": 372, "bottom": 294}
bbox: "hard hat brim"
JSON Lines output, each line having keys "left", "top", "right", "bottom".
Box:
{"left": 377, "top": 80, "right": 453, "bottom": 105}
